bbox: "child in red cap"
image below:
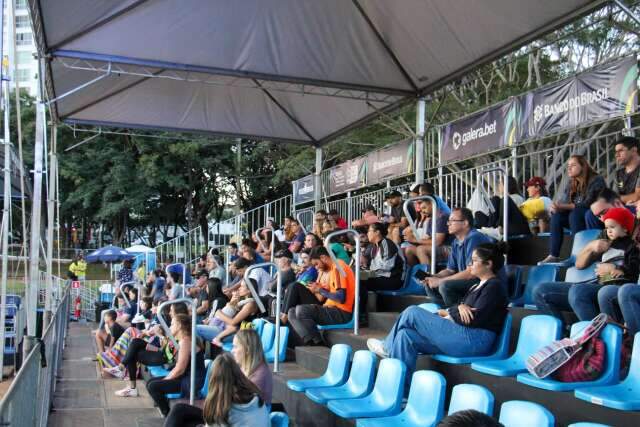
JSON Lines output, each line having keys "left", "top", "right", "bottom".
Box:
{"left": 568, "top": 207, "right": 640, "bottom": 321}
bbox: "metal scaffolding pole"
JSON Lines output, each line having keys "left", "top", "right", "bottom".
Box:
{"left": 415, "top": 98, "right": 426, "bottom": 184}
{"left": 0, "top": 78, "right": 11, "bottom": 379}
{"left": 314, "top": 147, "right": 322, "bottom": 210}
{"left": 44, "top": 126, "right": 57, "bottom": 325}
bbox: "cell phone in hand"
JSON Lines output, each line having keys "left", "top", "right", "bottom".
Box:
{"left": 414, "top": 269, "right": 431, "bottom": 281}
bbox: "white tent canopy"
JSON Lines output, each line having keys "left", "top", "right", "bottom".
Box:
{"left": 29, "top": 0, "right": 606, "bottom": 146}
{"left": 126, "top": 244, "right": 155, "bottom": 253}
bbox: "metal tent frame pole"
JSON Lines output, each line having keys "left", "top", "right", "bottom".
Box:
{"left": 314, "top": 147, "right": 322, "bottom": 210}
{"left": 0, "top": 77, "right": 11, "bottom": 379}
{"left": 44, "top": 125, "right": 57, "bottom": 326}
{"left": 415, "top": 98, "right": 426, "bottom": 184}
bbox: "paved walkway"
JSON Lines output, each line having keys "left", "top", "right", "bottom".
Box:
{"left": 47, "top": 322, "right": 163, "bottom": 427}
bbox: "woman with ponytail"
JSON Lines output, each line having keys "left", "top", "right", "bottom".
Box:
{"left": 367, "top": 242, "right": 509, "bottom": 380}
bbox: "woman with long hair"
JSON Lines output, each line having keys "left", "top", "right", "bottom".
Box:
{"left": 541, "top": 155, "right": 606, "bottom": 263}
{"left": 231, "top": 329, "right": 273, "bottom": 405}
{"left": 163, "top": 353, "right": 269, "bottom": 427}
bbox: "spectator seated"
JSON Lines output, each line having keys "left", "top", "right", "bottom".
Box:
{"left": 510, "top": 264, "right": 559, "bottom": 307}
{"left": 327, "top": 358, "right": 406, "bottom": 419}
{"left": 516, "top": 322, "right": 622, "bottom": 391}
{"left": 287, "top": 344, "right": 352, "bottom": 392}
{"left": 498, "top": 400, "right": 554, "bottom": 427}
{"left": 447, "top": 383, "right": 494, "bottom": 416}
{"left": 305, "top": 350, "right": 376, "bottom": 405}
{"left": 355, "top": 370, "right": 446, "bottom": 427}
{"left": 539, "top": 229, "right": 601, "bottom": 267}
{"left": 471, "top": 315, "right": 562, "bottom": 377}
{"left": 431, "top": 313, "right": 512, "bottom": 365}
{"left": 574, "top": 332, "right": 640, "bottom": 410}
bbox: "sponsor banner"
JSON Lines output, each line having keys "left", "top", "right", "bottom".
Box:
{"left": 292, "top": 174, "right": 316, "bottom": 205}
{"left": 328, "top": 156, "right": 366, "bottom": 196}
{"left": 440, "top": 99, "right": 519, "bottom": 163}
{"left": 523, "top": 56, "right": 638, "bottom": 138}
{"left": 366, "top": 138, "right": 414, "bottom": 185}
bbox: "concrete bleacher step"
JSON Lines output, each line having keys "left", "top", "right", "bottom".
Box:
{"left": 368, "top": 311, "right": 400, "bottom": 331}
{"left": 294, "top": 346, "right": 332, "bottom": 376}
{"left": 375, "top": 293, "right": 430, "bottom": 312}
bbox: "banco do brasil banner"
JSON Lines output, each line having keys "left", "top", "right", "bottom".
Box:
{"left": 366, "top": 138, "right": 414, "bottom": 185}
{"left": 522, "top": 55, "right": 638, "bottom": 138}
{"left": 441, "top": 98, "right": 520, "bottom": 163}
{"left": 328, "top": 156, "right": 366, "bottom": 196}
{"left": 292, "top": 174, "right": 315, "bottom": 205}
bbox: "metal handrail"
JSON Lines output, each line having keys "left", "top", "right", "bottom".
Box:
{"left": 242, "top": 262, "right": 283, "bottom": 372}
{"left": 296, "top": 212, "right": 309, "bottom": 234}
{"left": 478, "top": 167, "right": 508, "bottom": 246}
{"left": 324, "top": 229, "right": 360, "bottom": 335}
{"left": 157, "top": 298, "right": 198, "bottom": 405}
{"left": 403, "top": 196, "right": 438, "bottom": 275}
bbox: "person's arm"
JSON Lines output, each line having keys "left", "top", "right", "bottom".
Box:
{"left": 575, "top": 239, "right": 608, "bottom": 269}
{"left": 318, "top": 287, "right": 346, "bottom": 303}
{"left": 582, "top": 176, "right": 607, "bottom": 207}
{"left": 165, "top": 337, "right": 191, "bottom": 380}
{"left": 449, "top": 280, "right": 506, "bottom": 327}
{"left": 621, "top": 187, "right": 640, "bottom": 204}
{"left": 215, "top": 302, "right": 257, "bottom": 326}
{"left": 196, "top": 299, "right": 210, "bottom": 315}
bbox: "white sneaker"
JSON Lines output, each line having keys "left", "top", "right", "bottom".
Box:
{"left": 538, "top": 255, "right": 561, "bottom": 265}
{"left": 367, "top": 338, "right": 389, "bottom": 359}
{"left": 115, "top": 387, "right": 138, "bottom": 397}
{"left": 103, "top": 366, "right": 125, "bottom": 379}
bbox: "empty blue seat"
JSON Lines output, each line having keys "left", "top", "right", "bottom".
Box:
{"left": 574, "top": 331, "right": 640, "bottom": 410}
{"left": 327, "top": 358, "right": 406, "bottom": 419}
{"left": 418, "top": 302, "right": 441, "bottom": 313}
{"left": 265, "top": 326, "right": 289, "bottom": 363}
{"left": 472, "top": 315, "right": 562, "bottom": 377}
{"left": 270, "top": 411, "right": 289, "bottom": 427}
{"left": 288, "top": 344, "right": 352, "bottom": 392}
{"left": 260, "top": 321, "right": 276, "bottom": 353}
{"left": 539, "top": 229, "right": 601, "bottom": 267}
{"left": 564, "top": 263, "right": 597, "bottom": 283}
{"left": 568, "top": 423, "right": 612, "bottom": 427}
{"left": 198, "top": 359, "right": 214, "bottom": 398}
{"left": 499, "top": 400, "right": 554, "bottom": 427}
{"left": 317, "top": 316, "right": 354, "bottom": 330}
{"left": 517, "top": 322, "right": 621, "bottom": 391}
{"left": 356, "top": 370, "right": 445, "bottom": 427}
{"left": 511, "top": 264, "right": 559, "bottom": 307}
{"left": 447, "top": 384, "right": 494, "bottom": 416}
{"left": 503, "top": 264, "right": 523, "bottom": 300}
{"left": 306, "top": 350, "right": 376, "bottom": 405}
{"left": 379, "top": 264, "right": 429, "bottom": 296}
{"left": 148, "top": 365, "right": 170, "bottom": 378}
{"left": 431, "top": 313, "right": 512, "bottom": 364}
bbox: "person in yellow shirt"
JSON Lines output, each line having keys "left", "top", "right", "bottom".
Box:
{"left": 287, "top": 246, "right": 354, "bottom": 345}
{"left": 69, "top": 253, "right": 87, "bottom": 280}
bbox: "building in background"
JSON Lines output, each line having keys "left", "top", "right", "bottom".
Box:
{"left": 2, "top": 0, "right": 38, "bottom": 95}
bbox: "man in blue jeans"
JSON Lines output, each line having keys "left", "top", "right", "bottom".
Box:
{"left": 599, "top": 283, "right": 640, "bottom": 335}
{"left": 422, "top": 207, "right": 493, "bottom": 307}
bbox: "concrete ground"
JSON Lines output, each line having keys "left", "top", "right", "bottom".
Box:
{"left": 47, "top": 323, "right": 164, "bottom": 427}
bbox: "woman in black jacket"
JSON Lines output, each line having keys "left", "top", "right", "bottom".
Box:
{"left": 541, "top": 155, "right": 606, "bottom": 263}
{"left": 367, "top": 242, "right": 509, "bottom": 378}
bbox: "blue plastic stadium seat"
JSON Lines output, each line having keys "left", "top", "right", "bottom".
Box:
{"left": 431, "top": 313, "right": 512, "bottom": 364}
{"left": 564, "top": 263, "right": 598, "bottom": 283}
{"left": 447, "top": 384, "right": 494, "bottom": 416}
{"left": 222, "top": 318, "right": 266, "bottom": 352}
{"left": 265, "top": 326, "right": 289, "bottom": 363}
{"left": 574, "top": 332, "right": 640, "bottom": 410}
{"left": 568, "top": 423, "right": 612, "bottom": 427}
{"left": 511, "top": 264, "right": 559, "bottom": 307}
{"left": 499, "top": 401, "right": 554, "bottom": 427}
{"left": 287, "top": 344, "right": 352, "bottom": 392}
{"left": 260, "top": 321, "right": 276, "bottom": 353}
{"left": 198, "top": 359, "right": 214, "bottom": 398}
{"left": 378, "top": 264, "right": 429, "bottom": 296}
{"left": 306, "top": 350, "right": 377, "bottom": 405}
{"left": 539, "top": 229, "right": 601, "bottom": 267}
{"left": 100, "top": 292, "right": 114, "bottom": 303}
{"left": 504, "top": 265, "right": 523, "bottom": 300}
{"left": 270, "top": 412, "right": 289, "bottom": 427}
{"left": 317, "top": 316, "right": 354, "bottom": 330}
{"left": 327, "top": 358, "right": 406, "bottom": 419}
{"left": 355, "top": 370, "right": 446, "bottom": 427}
{"left": 147, "top": 365, "right": 170, "bottom": 378}
{"left": 472, "top": 315, "right": 562, "bottom": 377}
{"left": 418, "top": 303, "right": 441, "bottom": 313}
{"left": 517, "top": 322, "right": 622, "bottom": 391}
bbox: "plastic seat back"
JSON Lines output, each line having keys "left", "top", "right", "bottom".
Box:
{"left": 569, "top": 321, "right": 621, "bottom": 384}
{"left": 261, "top": 322, "right": 276, "bottom": 353}
{"left": 325, "top": 344, "right": 352, "bottom": 384}
{"left": 522, "top": 265, "right": 559, "bottom": 306}
{"left": 346, "top": 350, "right": 377, "bottom": 394}
{"left": 265, "top": 326, "right": 289, "bottom": 363}
{"left": 379, "top": 264, "right": 429, "bottom": 295}
{"left": 447, "top": 384, "right": 494, "bottom": 416}
{"left": 503, "top": 265, "right": 522, "bottom": 299}
{"left": 565, "top": 263, "right": 597, "bottom": 283}
{"left": 270, "top": 411, "right": 289, "bottom": 427}
{"left": 369, "top": 358, "right": 406, "bottom": 412}
{"left": 418, "top": 302, "right": 441, "bottom": 313}
{"left": 571, "top": 229, "right": 602, "bottom": 259}
{"left": 568, "top": 423, "right": 612, "bottom": 427}
{"left": 252, "top": 318, "right": 266, "bottom": 337}
{"left": 498, "top": 400, "right": 554, "bottom": 427}
{"left": 404, "top": 371, "right": 446, "bottom": 424}
{"left": 199, "top": 359, "right": 214, "bottom": 398}
{"left": 514, "top": 315, "right": 563, "bottom": 360}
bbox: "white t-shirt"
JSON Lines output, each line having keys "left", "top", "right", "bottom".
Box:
{"left": 248, "top": 268, "right": 272, "bottom": 297}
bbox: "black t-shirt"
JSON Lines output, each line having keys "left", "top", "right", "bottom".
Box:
{"left": 389, "top": 205, "right": 404, "bottom": 223}
{"left": 109, "top": 322, "right": 125, "bottom": 343}
{"left": 615, "top": 166, "right": 640, "bottom": 196}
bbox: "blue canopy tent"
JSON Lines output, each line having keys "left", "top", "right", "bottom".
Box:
{"left": 85, "top": 245, "right": 133, "bottom": 263}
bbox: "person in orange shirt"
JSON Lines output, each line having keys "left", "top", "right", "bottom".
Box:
{"left": 287, "top": 246, "right": 355, "bottom": 345}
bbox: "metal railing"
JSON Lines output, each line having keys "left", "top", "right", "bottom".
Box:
{"left": 0, "top": 280, "right": 71, "bottom": 427}
{"left": 155, "top": 226, "right": 206, "bottom": 271}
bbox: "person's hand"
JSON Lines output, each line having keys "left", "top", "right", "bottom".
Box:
{"left": 458, "top": 303, "right": 476, "bottom": 325}
{"left": 592, "top": 239, "right": 610, "bottom": 253}
{"left": 307, "top": 282, "right": 320, "bottom": 293}
{"left": 595, "top": 263, "right": 616, "bottom": 277}
{"left": 424, "top": 277, "right": 442, "bottom": 289}
{"left": 437, "top": 309, "right": 448, "bottom": 318}
{"left": 610, "top": 268, "right": 624, "bottom": 278}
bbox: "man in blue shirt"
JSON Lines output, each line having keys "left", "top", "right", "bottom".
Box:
{"left": 422, "top": 207, "right": 493, "bottom": 307}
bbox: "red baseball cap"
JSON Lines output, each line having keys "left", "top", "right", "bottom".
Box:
{"left": 602, "top": 207, "right": 635, "bottom": 235}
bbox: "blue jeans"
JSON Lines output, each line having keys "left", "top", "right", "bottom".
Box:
{"left": 382, "top": 306, "right": 496, "bottom": 377}
{"left": 195, "top": 324, "right": 232, "bottom": 342}
{"left": 598, "top": 285, "right": 623, "bottom": 323}
{"left": 568, "top": 283, "right": 606, "bottom": 321}
{"left": 549, "top": 207, "right": 589, "bottom": 257}
{"left": 532, "top": 281, "right": 573, "bottom": 319}
{"left": 600, "top": 284, "right": 640, "bottom": 335}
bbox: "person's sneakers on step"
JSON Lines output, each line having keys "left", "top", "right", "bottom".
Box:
{"left": 114, "top": 387, "right": 138, "bottom": 397}
{"left": 367, "top": 338, "right": 389, "bottom": 359}
{"left": 103, "top": 365, "right": 125, "bottom": 379}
